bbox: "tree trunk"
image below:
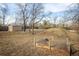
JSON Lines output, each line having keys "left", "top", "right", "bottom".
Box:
{"left": 32, "top": 23, "right": 34, "bottom": 34}
{"left": 23, "top": 19, "right": 26, "bottom": 32}
{"left": 3, "top": 15, "right": 5, "bottom": 25}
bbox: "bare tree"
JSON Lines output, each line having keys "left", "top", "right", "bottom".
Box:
{"left": 16, "top": 3, "right": 52, "bottom": 33}
{"left": 66, "top": 4, "right": 79, "bottom": 30}
{"left": 29, "top": 3, "right": 44, "bottom": 34}
{"left": 0, "top": 4, "right": 8, "bottom": 25}
{"left": 16, "top": 4, "right": 30, "bottom": 32}
{"left": 45, "top": 12, "right": 58, "bottom": 28}
{"left": 53, "top": 16, "right": 58, "bottom": 27}
{"left": 42, "top": 20, "right": 51, "bottom": 29}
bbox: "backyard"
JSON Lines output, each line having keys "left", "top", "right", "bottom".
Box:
{"left": 0, "top": 28, "right": 79, "bottom": 56}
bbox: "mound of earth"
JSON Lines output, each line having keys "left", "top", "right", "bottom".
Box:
{"left": 37, "top": 28, "right": 67, "bottom": 38}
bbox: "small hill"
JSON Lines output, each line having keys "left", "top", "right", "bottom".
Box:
{"left": 37, "top": 28, "right": 67, "bottom": 38}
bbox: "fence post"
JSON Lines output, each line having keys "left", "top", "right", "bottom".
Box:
{"left": 49, "top": 38, "right": 51, "bottom": 55}
{"left": 52, "top": 36, "right": 54, "bottom": 47}
{"left": 49, "top": 39, "right": 51, "bottom": 50}
{"left": 66, "top": 38, "right": 70, "bottom": 55}
{"left": 34, "top": 37, "right": 36, "bottom": 49}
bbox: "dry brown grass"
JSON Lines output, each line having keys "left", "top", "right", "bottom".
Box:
{"left": 0, "top": 28, "right": 79, "bottom": 56}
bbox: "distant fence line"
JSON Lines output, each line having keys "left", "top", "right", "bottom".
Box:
{"left": 0, "top": 25, "right": 78, "bottom": 32}
{"left": 0, "top": 26, "right": 8, "bottom": 31}
{"left": 0, "top": 25, "right": 45, "bottom": 31}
